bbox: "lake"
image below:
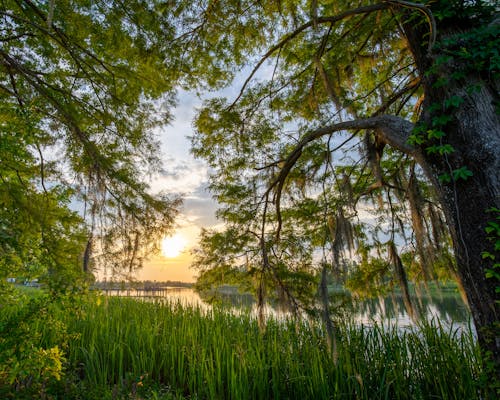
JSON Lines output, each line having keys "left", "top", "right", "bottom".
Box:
{"left": 102, "top": 284, "right": 472, "bottom": 332}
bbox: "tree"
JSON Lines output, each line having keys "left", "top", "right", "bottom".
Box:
{"left": 180, "top": 1, "right": 499, "bottom": 366}
{"left": 0, "top": 0, "right": 181, "bottom": 284}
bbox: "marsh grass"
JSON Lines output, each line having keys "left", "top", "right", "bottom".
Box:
{"left": 60, "top": 296, "right": 485, "bottom": 399}
{"left": 2, "top": 294, "right": 487, "bottom": 399}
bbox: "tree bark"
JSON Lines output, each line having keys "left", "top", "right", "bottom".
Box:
{"left": 424, "top": 82, "right": 500, "bottom": 367}
{"left": 401, "top": 10, "right": 500, "bottom": 367}
{"left": 82, "top": 236, "right": 92, "bottom": 273}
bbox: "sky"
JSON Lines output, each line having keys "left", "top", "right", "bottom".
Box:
{"left": 132, "top": 66, "right": 276, "bottom": 283}
{"left": 134, "top": 90, "right": 406, "bottom": 283}
{"left": 135, "top": 90, "right": 221, "bottom": 283}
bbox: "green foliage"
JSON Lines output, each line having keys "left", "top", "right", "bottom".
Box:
{"left": 1, "top": 295, "right": 487, "bottom": 399}
{"left": 444, "top": 95, "right": 465, "bottom": 109}
{"left": 482, "top": 208, "right": 500, "bottom": 295}
{"left": 346, "top": 257, "right": 390, "bottom": 298}
{"left": 0, "top": 291, "right": 65, "bottom": 397}
{"left": 0, "top": 170, "right": 87, "bottom": 287}
{"left": 437, "top": 20, "right": 500, "bottom": 77}
{"left": 0, "top": 0, "right": 181, "bottom": 281}
{"left": 192, "top": 224, "right": 318, "bottom": 309}
{"left": 408, "top": 8, "right": 497, "bottom": 189}
{"left": 436, "top": 166, "right": 474, "bottom": 184}
{"left": 425, "top": 143, "right": 454, "bottom": 155}
{"left": 452, "top": 166, "right": 474, "bottom": 181}
{"left": 427, "top": 9, "right": 500, "bottom": 235}
{"left": 184, "top": 0, "right": 483, "bottom": 310}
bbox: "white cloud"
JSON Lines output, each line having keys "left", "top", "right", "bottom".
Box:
{"left": 153, "top": 157, "right": 209, "bottom": 195}
{"left": 149, "top": 90, "right": 222, "bottom": 239}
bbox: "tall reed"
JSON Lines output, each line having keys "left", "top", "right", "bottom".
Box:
{"left": 47, "top": 296, "right": 485, "bottom": 399}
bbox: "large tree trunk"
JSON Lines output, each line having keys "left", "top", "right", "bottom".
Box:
{"left": 424, "top": 81, "right": 500, "bottom": 366}
{"left": 401, "top": 7, "right": 500, "bottom": 368}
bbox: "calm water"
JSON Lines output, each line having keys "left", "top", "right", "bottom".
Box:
{"left": 103, "top": 286, "right": 471, "bottom": 331}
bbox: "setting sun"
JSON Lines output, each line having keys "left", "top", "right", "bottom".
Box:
{"left": 161, "top": 234, "right": 187, "bottom": 258}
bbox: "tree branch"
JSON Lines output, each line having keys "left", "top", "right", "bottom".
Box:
{"left": 228, "top": 1, "right": 434, "bottom": 111}
{"left": 266, "top": 115, "right": 419, "bottom": 237}
{"left": 277, "top": 115, "right": 417, "bottom": 181}
{"left": 383, "top": 0, "right": 436, "bottom": 53}
{"left": 230, "top": 3, "right": 390, "bottom": 107}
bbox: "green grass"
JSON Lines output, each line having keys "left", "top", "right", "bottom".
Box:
{"left": 0, "top": 293, "right": 490, "bottom": 399}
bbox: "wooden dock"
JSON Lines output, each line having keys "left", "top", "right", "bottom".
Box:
{"left": 101, "top": 287, "right": 171, "bottom": 297}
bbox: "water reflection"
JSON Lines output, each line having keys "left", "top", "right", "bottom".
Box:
{"left": 102, "top": 286, "right": 470, "bottom": 330}
{"left": 103, "top": 287, "right": 206, "bottom": 307}
{"left": 348, "top": 292, "right": 470, "bottom": 329}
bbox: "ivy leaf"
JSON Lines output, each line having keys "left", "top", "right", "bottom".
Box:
{"left": 485, "top": 222, "right": 500, "bottom": 235}
{"left": 452, "top": 166, "right": 473, "bottom": 181}
{"left": 426, "top": 144, "right": 454, "bottom": 155}
{"left": 485, "top": 268, "right": 500, "bottom": 280}
{"left": 427, "top": 129, "right": 446, "bottom": 139}
{"left": 428, "top": 102, "right": 442, "bottom": 113}
{"left": 426, "top": 145, "right": 439, "bottom": 154}
{"left": 444, "top": 96, "right": 465, "bottom": 109}
{"left": 408, "top": 134, "right": 425, "bottom": 145}
{"left": 432, "top": 77, "right": 449, "bottom": 88}
{"left": 431, "top": 115, "right": 452, "bottom": 127}
{"left": 451, "top": 71, "right": 466, "bottom": 80}
{"left": 438, "top": 173, "right": 451, "bottom": 183}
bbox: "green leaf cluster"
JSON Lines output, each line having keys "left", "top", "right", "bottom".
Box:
{"left": 184, "top": 0, "right": 475, "bottom": 307}
{"left": 1, "top": 0, "right": 183, "bottom": 282}
{"left": 482, "top": 208, "right": 500, "bottom": 295}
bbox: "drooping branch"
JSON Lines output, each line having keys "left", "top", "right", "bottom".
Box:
{"left": 269, "top": 115, "right": 417, "bottom": 195}
{"left": 407, "top": 166, "right": 433, "bottom": 282}
{"left": 372, "top": 76, "right": 421, "bottom": 116}
{"left": 266, "top": 115, "right": 419, "bottom": 237}
{"left": 364, "top": 132, "right": 385, "bottom": 190}
{"left": 315, "top": 57, "right": 342, "bottom": 110}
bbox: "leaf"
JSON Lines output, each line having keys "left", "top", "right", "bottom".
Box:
{"left": 485, "top": 222, "right": 500, "bottom": 235}
{"left": 485, "top": 269, "right": 500, "bottom": 280}
{"left": 432, "top": 77, "right": 449, "bottom": 88}
{"left": 427, "top": 129, "right": 446, "bottom": 139}
{"left": 425, "top": 144, "right": 454, "bottom": 155}
{"left": 438, "top": 173, "right": 451, "bottom": 184}
{"left": 431, "top": 115, "right": 452, "bottom": 127}
{"left": 444, "top": 96, "right": 465, "bottom": 109}
{"left": 452, "top": 166, "right": 473, "bottom": 181}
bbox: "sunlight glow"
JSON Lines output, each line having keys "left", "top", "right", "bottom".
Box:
{"left": 161, "top": 234, "right": 187, "bottom": 258}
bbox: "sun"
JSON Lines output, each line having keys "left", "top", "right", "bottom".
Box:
{"left": 161, "top": 234, "right": 187, "bottom": 258}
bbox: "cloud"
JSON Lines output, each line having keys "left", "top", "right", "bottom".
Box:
{"left": 181, "top": 184, "right": 219, "bottom": 227}
{"left": 153, "top": 157, "right": 209, "bottom": 195}
{"left": 140, "top": 89, "right": 226, "bottom": 281}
